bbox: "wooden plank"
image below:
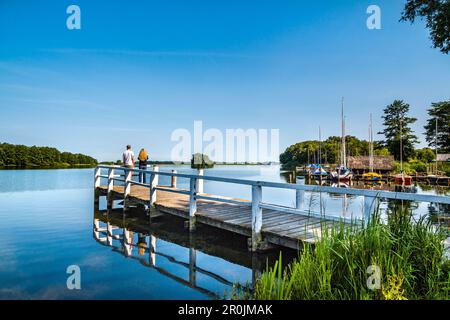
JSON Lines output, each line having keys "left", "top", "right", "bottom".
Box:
{"left": 263, "top": 216, "right": 315, "bottom": 232}
{"left": 261, "top": 213, "right": 313, "bottom": 227}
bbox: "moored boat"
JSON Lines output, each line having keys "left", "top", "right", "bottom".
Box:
{"left": 394, "top": 173, "right": 413, "bottom": 186}
{"left": 331, "top": 165, "right": 353, "bottom": 181}
{"left": 362, "top": 171, "right": 382, "bottom": 181}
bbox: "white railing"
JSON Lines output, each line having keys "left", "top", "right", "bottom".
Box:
{"left": 95, "top": 165, "right": 450, "bottom": 251}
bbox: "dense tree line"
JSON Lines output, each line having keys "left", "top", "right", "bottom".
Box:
{"left": 0, "top": 143, "right": 98, "bottom": 168}
{"left": 279, "top": 136, "right": 387, "bottom": 170}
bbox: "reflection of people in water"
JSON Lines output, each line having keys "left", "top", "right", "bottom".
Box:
{"left": 137, "top": 234, "right": 147, "bottom": 256}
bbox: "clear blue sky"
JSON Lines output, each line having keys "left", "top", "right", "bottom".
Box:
{"left": 1, "top": 0, "right": 449, "bottom": 161}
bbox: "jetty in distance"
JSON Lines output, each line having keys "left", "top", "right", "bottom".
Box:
{"left": 94, "top": 165, "right": 450, "bottom": 251}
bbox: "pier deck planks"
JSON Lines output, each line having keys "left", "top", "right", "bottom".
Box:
{"left": 97, "top": 185, "right": 357, "bottom": 250}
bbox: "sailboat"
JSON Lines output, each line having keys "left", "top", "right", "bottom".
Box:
{"left": 311, "top": 127, "right": 329, "bottom": 179}
{"left": 331, "top": 98, "right": 353, "bottom": 181}
{"left": 363, "top": 113, "right": 382, "bottom": 181}
{"left": 394, "top": 117, "right": 412, "bottom": 186}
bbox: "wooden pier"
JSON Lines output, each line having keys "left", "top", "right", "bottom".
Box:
{"left": 94, "top": 165, "right": 450, "bottom": 251}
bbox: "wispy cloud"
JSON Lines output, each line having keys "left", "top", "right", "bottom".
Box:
{"left": 0, "top": 97, "right": 110, "bottom": 111}
{"left": 41, "top": 48, "right": 259, "bottom": 60}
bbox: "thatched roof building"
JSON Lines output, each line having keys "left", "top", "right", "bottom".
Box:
{"left": 437, "top": 154, "right": 450, "bottom": 162}
{"left": 348, "top": 155, "right": 394, "bottom": 173}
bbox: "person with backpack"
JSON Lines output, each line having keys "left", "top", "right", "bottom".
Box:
{"left": 138, "top": 148, "right": 149, "bottom": 183}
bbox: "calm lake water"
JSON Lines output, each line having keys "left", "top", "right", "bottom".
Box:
{"left": 0, "top": 165, "right": 448, "bottom": 299}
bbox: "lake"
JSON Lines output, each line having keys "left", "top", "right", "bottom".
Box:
{"left": 0, "top": 166, "right": 448, "bottom": 299}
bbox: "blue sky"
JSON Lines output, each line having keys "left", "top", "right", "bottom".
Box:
{"left": 0, "top": 0, "right": 449, "bottom": 161}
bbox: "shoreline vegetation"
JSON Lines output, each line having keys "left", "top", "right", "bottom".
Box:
{"left": 0, "top": 142, "right": 98, "bottom": 169}
{"left": 233, "top": 205, "right": 450, "bottom": 300}
{"left": 280, "top": 100, "right": 450, "bottom": 176}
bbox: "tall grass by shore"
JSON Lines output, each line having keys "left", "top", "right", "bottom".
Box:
{"left": 236, "top": 205, "right": 450, "bottom": 300}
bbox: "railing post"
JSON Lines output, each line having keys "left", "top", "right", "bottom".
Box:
{"left": 189, "top": 177, "right": 197, "bottom": 231}
{"left": 363, "top": 195, "right": 378, "bottom": 226}
{"left": 94, "top": 167, "right": 101, "bottom": 210}
{"left": 296, "top": 189, "right": 305, "bottom": 210}
{"left": 197, "top": 169, "right": 204, "bottom": 194}
{"left": 123, "top": 168, "right": 131, "bottom": 210}
{"left": 295, "top": 177, "right": 305, "bottom": 210}
{"left": 107, "top": 167, "right": 115, "bottom": 209}
{"left": 251, "top": 184, "right": 263, "bottom": 252}
{"left": 94, "top": 167, "right": 101, "bottom": 188}
{"left": 171, "top": 170, "right": 177, "bottom": 188}
{"left": 149, "top": 166, "right": 159, "bottom": 208}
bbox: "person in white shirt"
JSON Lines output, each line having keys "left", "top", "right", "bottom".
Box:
{"left": 122, "top": 145, "right": 135, "bottom": 180}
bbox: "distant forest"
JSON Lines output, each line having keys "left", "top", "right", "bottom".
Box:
{"left": 0, "top": 142, "right": 98, "bottom": 168}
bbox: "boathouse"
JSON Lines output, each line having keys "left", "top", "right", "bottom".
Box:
{"left": 347, "top": 155, "right": 394, "bottom": 175}
{"left": 437, "top": 154, "right": 450, "bottom": 162}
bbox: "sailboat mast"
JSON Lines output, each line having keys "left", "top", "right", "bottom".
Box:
{"left": 319, "top": 126, "right": 322, "bottom": 165}
{"left": 341, "top": 97, "right": 346, "bottom": 167}
{"left": 369, "top": 113, "right": 374, "bottom": 172}
{"left": 435, "top": 117, "right": 438, "bottom": 174}
{"left": 400, "top": 117, "right": 403, "bottom": 172}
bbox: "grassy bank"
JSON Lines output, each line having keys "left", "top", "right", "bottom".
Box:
{"left": 235, "top": 207, "right": 450, "bottom": 300}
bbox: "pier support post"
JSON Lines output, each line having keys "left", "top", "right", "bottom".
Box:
{"left": 189, "top": 247, "right": 197, "bottom": 285}
{"left": 149, "top": 235, "right": 156, "bottom": 267}
{"left": 107, "top": 167, "right": 115, "bottom": 209}
{"left": 196, "top": 169, "right": 204, "bottom": 194}
{"left": 171, "top": 170, "right": 177, "bottom": 188}
{"left": 251, "top": 184, "right": 263, "bottom": 252}
{"left": 363, "top": 195, "right": 378, "bottom": 226}
{"left": 189, "top": 177, "right": 198, "bottom": 231}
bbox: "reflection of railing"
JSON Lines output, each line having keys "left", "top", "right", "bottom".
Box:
{"left": 93, "top": 217, "right": 247, "bottom": 298}
{"left": 95, "top": 165, "right": 450, "bottom": 250}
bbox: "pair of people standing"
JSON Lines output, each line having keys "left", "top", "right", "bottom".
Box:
{"left": 122, "top": 145, "right": 149, "bottom": 183}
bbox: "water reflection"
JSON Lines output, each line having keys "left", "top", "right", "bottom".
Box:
{"left": 93, "top": 207, "right": 295, "bottom": 299}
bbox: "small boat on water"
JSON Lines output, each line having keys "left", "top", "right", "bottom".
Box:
{"left": 394, "top": 173, "right": 413, "bottom": 186}
{"left": 309, "top": 164, "right": 329, "bottom": 179}
{"left": 331, "top": 165, "right": 353, "bottom": 181}
{"left": 362, "top": 171, "right": 382, "bottom": 181}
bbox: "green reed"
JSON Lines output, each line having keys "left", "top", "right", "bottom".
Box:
{"left": 238, "top": 204, "right": 450, "bottom": 300}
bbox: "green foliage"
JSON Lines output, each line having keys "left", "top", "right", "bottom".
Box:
{"left": 280, "top": 136, "right": 375, "bottom": 169}
{"left": 416, "top": 147, "right": 436, "bottom": 163}
{"left": 378, "top": 100, "right": 419, "bottom": 161}
{"left": 190, "top": 153, "right": 214, "bottom": 169}
{"left": 438, "top": 161, "right": 450, "bottom": 176}
{"left": 0, "top": 142, "right": 97, "bottom": 168}
{"left": 401, "top": 0, "right": 450, "bottom": 54}
{"left": 408, "top": 159, "right": 428, "bottom": 173}
{"left": 243, "top": 206, "right": 449, "bottom": 300}
{"left": 424, "top": 100, "right": 450, "bottom": 153}
{"left": 374, "top": 147, "right": 390, "bottom": 156}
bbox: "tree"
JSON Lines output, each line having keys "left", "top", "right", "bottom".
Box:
{"left": 378, "top": 100, "right": 419, "bottom": 161}
{"left": 191, "top": 153, "right": 214, "bottom": 169}
{"left": 424, "top": 100, "right": 450, "bottom": 153}
{"left": 416, "top": 147, "right": 436, "bottom": 163}
{"left": 401, "top": 0, "right": 450, "bottom": 54}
